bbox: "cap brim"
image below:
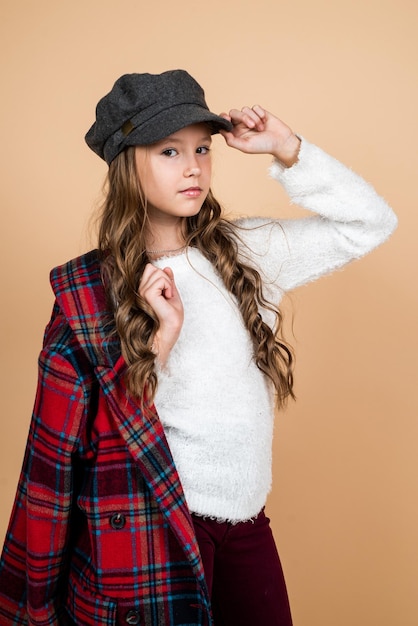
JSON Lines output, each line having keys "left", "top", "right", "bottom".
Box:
{"left": 124, "top": 103, "right": 233, "bottom": 147}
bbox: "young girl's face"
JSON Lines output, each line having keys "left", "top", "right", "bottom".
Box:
{"left": 135, "top": 123, "right": 212, "bottom": 227}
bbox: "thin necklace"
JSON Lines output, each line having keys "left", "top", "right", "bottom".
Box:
{"left": 145, "top": 244, "right": 187, "bottom": 256}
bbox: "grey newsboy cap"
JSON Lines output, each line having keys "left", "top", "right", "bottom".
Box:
{"left": 85, "top": 70, "right": 233, "bottom": 165}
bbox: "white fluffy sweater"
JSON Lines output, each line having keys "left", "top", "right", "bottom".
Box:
{"left": 153, "top": 139, "right": 397, "bottom": 523}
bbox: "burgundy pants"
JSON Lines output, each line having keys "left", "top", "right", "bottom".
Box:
{"left": 191, "top": 509, "right": 293, "bottom": 626}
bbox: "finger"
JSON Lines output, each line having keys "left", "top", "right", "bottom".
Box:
{"left": 141, "top": 262, "right": 158, "bottom": 281}
{"left": 141, "top": 264, "right": 172, "bottom": 287}
{"left": 218, "top": 127, "right": 232, "bottom": 143}
{"left": 153, "top": 271, "right": 174, "bottom": 297}
{"left": 227, "top": 108, "right": 251, "bottom": 126}
{"left": 161, "top": 267, "right": 176, "bottom": 299}
{"left": 139, "top": 267, "right": 173, "bottom": 300}
{"left": 252, "top": 104, "right": 266, "bottom": 118}
{"left": 163, "top": 266, "right": 174, "bottom": 280}
{"left": 240, "top": 106, "right": 265, "bottom": 131}
{"left": 138, "top": 264, "right": 158, "bottom": 295}
{"left": 226, "top": 107, "right": 264, "bottom": 133}
{"left": 226, "top": 106, "right": 266, "bottom": 123}
{"left": 162, "top": 268, "right": 184, "bottom": 305}
{"left": 140, "top": 262, "right": 166, "bottom": 286}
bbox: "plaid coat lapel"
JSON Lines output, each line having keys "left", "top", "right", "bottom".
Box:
{"left": 50, "top": 250, "right": 204, "bottom": 582}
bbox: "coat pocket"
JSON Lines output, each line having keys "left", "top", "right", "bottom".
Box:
{"left": 65, "top": 574, "right": 117, "bottom": 626}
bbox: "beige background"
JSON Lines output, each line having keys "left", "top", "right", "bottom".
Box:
{"left": 1, "top": 1, "right": 417, "bottom": 624}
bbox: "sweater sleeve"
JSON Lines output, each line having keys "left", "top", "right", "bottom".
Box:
{"left": 235, "top": 138, "right": 398, "bottom": 297}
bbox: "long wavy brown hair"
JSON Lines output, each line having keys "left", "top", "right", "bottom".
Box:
{"left": 98, "top": 145, "right": 295, "bottom": 411}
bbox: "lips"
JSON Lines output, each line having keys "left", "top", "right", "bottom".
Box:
{"left": 180, "top": 187, "right": 202, "bottom": 197}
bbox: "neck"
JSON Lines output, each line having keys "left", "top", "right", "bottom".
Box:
{"left": 145, "top": 221, "right": 186, "bottom": 256}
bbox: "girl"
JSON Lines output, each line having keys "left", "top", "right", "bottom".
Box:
{"left": 0, "top": 70, "right": 397, "bottom": 626}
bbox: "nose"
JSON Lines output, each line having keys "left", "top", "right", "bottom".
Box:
{"left": 184, "top": 156, "right": 201, "bottom": 177}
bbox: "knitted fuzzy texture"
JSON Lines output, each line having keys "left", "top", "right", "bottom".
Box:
{"left": 154, "top": 139, "right": 397, "bottom": 523}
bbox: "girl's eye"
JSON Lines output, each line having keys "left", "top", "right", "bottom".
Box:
{"left": 162, "top": 148, "right": 178, "bottom": 157}
{"left": 196, "top": 146, "right": 210, "bottom": 155}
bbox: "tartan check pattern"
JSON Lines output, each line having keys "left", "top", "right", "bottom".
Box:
{"left": 0, "top": 250, "right": 210, "bottom": 625}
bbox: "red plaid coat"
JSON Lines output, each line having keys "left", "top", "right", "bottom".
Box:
{"left": 0, "top": 250, "right": 210, "bottom": 626}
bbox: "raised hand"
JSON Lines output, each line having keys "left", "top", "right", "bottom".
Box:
{"left": 219, "top": 105, "right": 301, "bottom": 167}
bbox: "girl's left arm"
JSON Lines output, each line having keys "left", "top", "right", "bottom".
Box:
{"left": 220, "top": 106, "right": 398, "bottom": 294}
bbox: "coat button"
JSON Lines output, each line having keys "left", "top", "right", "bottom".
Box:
{"left": 109, "top": 512, "right": 126, "bottom": 529}
{"left": 125, "top": 609, "right": 140, "bottom": 624}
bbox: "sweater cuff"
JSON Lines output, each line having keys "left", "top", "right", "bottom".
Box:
{"left": 268, "top": 135, "right": 308, "bottom": 179}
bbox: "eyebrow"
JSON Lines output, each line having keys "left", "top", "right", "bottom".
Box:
{"left": 159, "top": 134, "right": 212, "bottom": 145}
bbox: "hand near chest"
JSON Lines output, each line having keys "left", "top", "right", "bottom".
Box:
{"left": 139, "top": 263, "right": 184, "bottom": 366}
